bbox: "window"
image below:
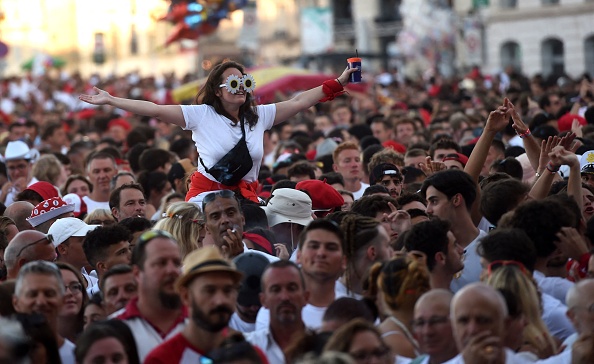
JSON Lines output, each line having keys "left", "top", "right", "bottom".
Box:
{"left": 500, "top": 41, "right": 521, "bottom": 72}
{"left": 585, "top": 35, "right": 594, "bottom": 79}
{"left": 541, "top": 38, "right": 565, "bottom": 77}
{"left": 500, "top": 0, "right": 517, "bottom": 8}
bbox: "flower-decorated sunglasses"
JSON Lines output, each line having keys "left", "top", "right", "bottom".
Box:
{"left": 219, "top": 74, "right": 256, "bottom": 94}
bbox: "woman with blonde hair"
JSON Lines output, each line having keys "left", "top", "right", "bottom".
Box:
{"left": 152, "top": 201, "right": 205, "bottom": 258}
{"left": 32, "top": 154, "right": 68, "bottom": 190}
{"left": 84, "top": 209, "right": 116, "bottom": 226}
{"left": 366, "top": 255, "right": 431, "bottom": 359}
{"left": 484, "top": 261, "right": 557, "bottom": 359}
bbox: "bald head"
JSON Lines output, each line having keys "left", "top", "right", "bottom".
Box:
{"left": 451, "top": 283, "right": 508, "bottom": 350}
{"left": 3, "top": 202, "right": 34, "bottom": 232}
{"left": 4, "top": 230, "right": 56, "bottom": 279}
{"left": 416, "top": 289, "right": 453, "bottom": 312}
{"left": 566, "top": 279, "right": 594, "bottom": 335}
{"left": 414, "top": 289, "right": 457, "bottom": 361}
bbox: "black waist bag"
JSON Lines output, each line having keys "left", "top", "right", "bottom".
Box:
{"left": 199, "top": 118, "right": 253, "bottom": 186}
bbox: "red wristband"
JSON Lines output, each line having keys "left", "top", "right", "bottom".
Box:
{"left": 319, "top": 79, "right": 346, "bottom": 102}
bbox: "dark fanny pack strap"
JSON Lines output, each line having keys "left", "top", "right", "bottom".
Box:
{"left": 200, "top": 117, "right": 247, "bottom": 173}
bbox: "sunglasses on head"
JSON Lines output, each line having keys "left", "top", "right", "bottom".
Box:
{"left": 487, "top": 260, "right": 528, "bottom": 277}
{"left": 15, "top": 235, "right": 54, "bottom": 258}
{"left": 137, "top": 230, "right": 176, "bottom": 245}
{"left": 202, "top": 190, "right": 236, "bottom": 211}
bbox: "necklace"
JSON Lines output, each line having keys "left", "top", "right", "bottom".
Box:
{"left": 388, "top": 316, "right": 420, "bottom": 355}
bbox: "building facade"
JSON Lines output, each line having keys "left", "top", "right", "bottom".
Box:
{"left": 455, "top": 0, "right": 594, "bottom": 78}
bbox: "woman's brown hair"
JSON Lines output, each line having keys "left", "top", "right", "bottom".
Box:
{"left": 195, "top": 61, "right": 259, "bottom": 128}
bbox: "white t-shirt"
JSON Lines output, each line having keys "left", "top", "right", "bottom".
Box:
{"left": 450, "top": 230, "right": 488, "bottom": 293}
{"left": 59, "top": 339, "right": 76, "bottom": 364}
{"left": 82, "top": 196, "right": 110, "bottom": 214}
{"left": 352, "top": 182, "right": 369, "bottom": 200}
{"left": 181, "top": 104, "right": 276, "bottom": 183}
{"left": 229, "top": 312, "right": 256, "bottom": 333}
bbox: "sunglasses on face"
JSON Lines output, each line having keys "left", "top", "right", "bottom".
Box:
{"left": 219, "top": 74, "right": 256, "bottom": 94}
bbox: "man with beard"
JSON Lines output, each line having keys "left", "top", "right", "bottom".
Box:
{"left": 369, "top": 163, "right": 404, "bottom": 198}
{"left": 403, "top": 219, "right": 464, "bottom": 290}
{"left": 145, "top": 246, "right": 244, "bottom": 363}
{"left": 116, "top": 230, "right": 184, "bottom": 362}
{"left": 247, "top": 260, "right": 308, "bottom": 363}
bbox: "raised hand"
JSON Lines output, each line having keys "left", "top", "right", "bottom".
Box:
{"left": 507, "top": 100, "right": 529, "bottom": 135}
{"left": 538, "top": 136, "right": 560, "bottom": 171}
{"left": 336, "top": 67, "right": 359, "bottom": 86}
{"left": 79, "top": 86, "right": 113, "bottom": 106}
{"left": 548, "top": 145, "right": 579, "bottom": 168}
{"left": 419, "top": 156, "right": 447, "bottom": 177}
{"left": 485, "top": 98, "right": 511, "bottom": 133}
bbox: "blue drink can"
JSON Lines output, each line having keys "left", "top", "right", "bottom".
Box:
{"left": 347, "top": 57, "right": 362, "bottom": 83}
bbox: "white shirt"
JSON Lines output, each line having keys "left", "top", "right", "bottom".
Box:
{"left": 229, "top": 312, "right": 256, "bottom": 333}
{"left": 334, "top": 279, "right": 363, "bottom": 299}
{"left": 450, "top": 230, "right": 488, "bottom": 293}
{"left": 59, "top": 339, "right": 76, "bottom": 364}
{"left": 181, "top": 104, "right": 276, "bottom": 183}
{"left": 443, "top": 348, "right": 524, "bottom": 363}
{"left": 533, "top": 270, "right": 573, "bottom": 304}
{"left": 245, "top": 328, "right": 286, "bottom": 364}
{"left": 4, "top": 176, "right": 38, "bottom": 206}
{"left": 82, "top": 196, "right": 110, "bottom": 214}
{"left": 540, "top": 292, "right": 575, "bottom": 341}
{"left": 352, "top": 182, "right": 370, "bottom": 200}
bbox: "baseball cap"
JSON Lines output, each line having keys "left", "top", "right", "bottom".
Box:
{"left": 176, "top": 246, "right": 243, "bottom": 290}
{"left": 558, "top": 113, "right": 587, "bottom": 132}
{"left": 442, "top": 153, "right": 469, "bottom": 167}
{"left": 295, "top": 179, "right": 344, "bottom": 211}
{"left": 369, "top": 163, "right": 403, "bottom": 186}
{"left": 262, "top": 188, "right": 313, "bottom": 227}
{"left": 232, "top": 253, "right": 270, "bottom": 307}
{"left": 48, "top": 217, "right": 99, "bottom": 247}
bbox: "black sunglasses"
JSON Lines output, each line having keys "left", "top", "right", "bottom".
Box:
{"left": 15, "top": 235, "right": 54, "bottom": 258}
{"left": 202, "top": 190, "right": 236, "bottom": 211}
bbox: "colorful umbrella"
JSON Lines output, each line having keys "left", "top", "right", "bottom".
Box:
{"left": 172, "top": 66, "right": 368, "bottom": 103}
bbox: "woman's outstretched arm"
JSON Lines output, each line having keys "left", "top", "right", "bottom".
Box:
{"left": 79, "top": 87, "right": 186, "bottom": 128}
{"left": 272, "top": 67, "right": 358, "bottom": 125}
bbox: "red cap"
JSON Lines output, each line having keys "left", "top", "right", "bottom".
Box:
{"left": 442, "top": 152, "right": 469, "bottom": 167}
{"left": 107, "top": 118, "right": 131, "bottom": 131}
{"left": 382, "top": 140, "right": 406, "bottom": 154}
{"left": 242, "top": 232, "right": 274, "bottom": 255}
{"left": 24, "top": 181, "right": 59, "bottom": 201}
{"left": 305, "top": 149, "right": 317, "bottom": 161}
{"left": 558, "top": 113, "right": 587, "bottom": 132}
{"left": 76, "top": 109, "right": 97, "bottom": 120}
{"left": 296, "top": 179, "right": 344, "bottom": 211}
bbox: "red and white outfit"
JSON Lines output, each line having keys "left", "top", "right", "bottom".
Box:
{"left": 116, "top": 297, "right": 186, "bottom": 362}
{"left": 181, "top": 104, "right": 276, "bottom": 203}
{"left": 144, "top": 333, "right": 208, "bottom": 364}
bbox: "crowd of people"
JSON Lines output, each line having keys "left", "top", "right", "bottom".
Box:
{"left": 0, "top": 61, "right": 594, "bottom": 364}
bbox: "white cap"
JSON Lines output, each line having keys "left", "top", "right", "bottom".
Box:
{"left": 48, "top": 217, "right": 99, "bottom": 247}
